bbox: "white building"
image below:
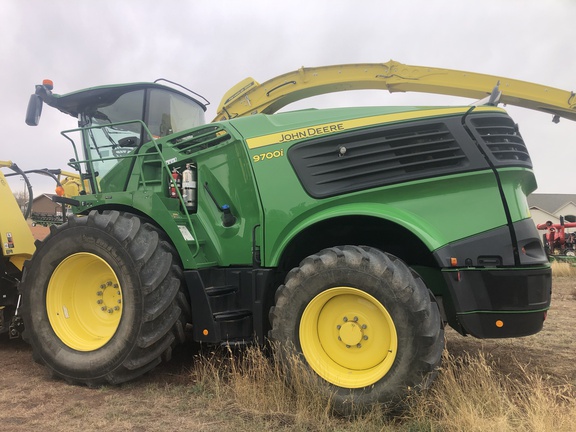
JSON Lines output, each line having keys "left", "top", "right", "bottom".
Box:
{"left": 527, "top": 194, "right": 576, "bottom": 236}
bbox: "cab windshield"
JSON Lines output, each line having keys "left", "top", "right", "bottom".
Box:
{"left": 85, "top": 86, "right": 206, "bottom": 179}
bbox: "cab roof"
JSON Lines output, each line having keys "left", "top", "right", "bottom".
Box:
{"left": 44, "top": 82, "right": 208, "bottom": 118}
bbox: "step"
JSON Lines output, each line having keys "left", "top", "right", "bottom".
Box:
{"left": 206, "top": 285, "right": 239, "bottom": 312}
{"left": 206, "top": 285, "right": 237, "bottom": 297}
{"left": 214, "top": 310, "right": 253, "bottom": 341}
{"left": 214, "top": 309, "right": 251, "bottom": 322}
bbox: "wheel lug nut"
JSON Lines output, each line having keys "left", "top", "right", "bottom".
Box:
{"left": 101, "top": 306, "right": 107, "bottom": 311}
{"left": 343, "top": 317, "right": 348, "bottom": 322}
{"left": 108, "top": 308, "right": 113, "bottom": 314}
{"left": 113, "top": 284, "right": 119, "bottom": 288}
{"left": 97, "top": 299, "right": 103, "bottom": 304}
{"left": 337, "top": 325, "right": 341, "bottom": 330}
{"left": 363, "top": 335, "right": 368, "bottom": 340}
{"left": 107, "top": 281, "right": 112, "bottom": 286}
{"left": 114, "top": 306, "right": 120, "bottom": 311}
{"left": 357, "top": 343, "right": 362, "bottom": 348}
{"left": 117, "top": 299, "right": 122, "bottom": 304}
{"left": 97, "top": 291, "right": 103, "bottom": 296}
{"left": 338, "top": 336, "right": 342, "bottom": 341}
{"left": 117, "top": 291, "right": 121, "bottom": 296}
{"left": 353, "top": 316, "right": 358, "bottom": 322}
{"left": 100, "top": 284, "right": 106, "bottom": 289}
{"left": 346, "top": 345, "right": 351, "bottom": 348}
{"left": 361, "top": 324, "right": 367, "bottom": 329}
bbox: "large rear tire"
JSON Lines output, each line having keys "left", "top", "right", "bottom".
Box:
{"left": 20, "top": 210, "right": 190, "bottom": 386}
{"left": 269, "top": 246, "right": 444, "bottom": 413}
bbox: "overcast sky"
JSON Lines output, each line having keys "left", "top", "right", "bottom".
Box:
{"left": 2, "top": 0, "right": 574, "bottom": 196}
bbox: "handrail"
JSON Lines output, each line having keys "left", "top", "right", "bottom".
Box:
{"left": 60, "top": 120, "right": 200, "bottom": 257}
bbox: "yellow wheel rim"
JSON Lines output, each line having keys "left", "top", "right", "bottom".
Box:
{"left": 299, "top": 287, "right": 398, "bottom": 388}
{"left": 46, "top": 252, "right": 123, "bottom": 351}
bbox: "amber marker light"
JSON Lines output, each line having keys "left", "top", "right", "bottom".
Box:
{"left": 203, "top": 329, "right": 209, "bottom": 336}
{"left": 495, "top": 320, "right": 504, "bottom": 328}
{"left": 43, "top": 79, "right": 54, "bottom": 90}
{"left": 450, "top": 257, "right": 458, "bottom": 267}
{"left": 55, "top": 185, "right": 65, "bottom": 196}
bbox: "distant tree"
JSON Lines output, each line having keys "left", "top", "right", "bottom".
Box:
{"left": 13, "top": 190, "right": 30, "bottom": 216}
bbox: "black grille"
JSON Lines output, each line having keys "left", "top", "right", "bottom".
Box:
{"left": 470, "top": 116, "right": 531, "bottom": 165}
{"left": 289, "top": 122, "right": 469, "bottom": 198}
{"left": 169, "top": 125, "right": 231, "bottom": 155}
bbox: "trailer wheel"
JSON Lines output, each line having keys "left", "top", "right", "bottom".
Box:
{"left": 269, "top": 246, "right": 444, "bottom": 413}
{"left": 20, "top": 210, "right": 190, "bottom": 386}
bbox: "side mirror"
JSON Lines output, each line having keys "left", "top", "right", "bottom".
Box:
{"left": 25, "top": 94, "right": 43, "bottom": 126}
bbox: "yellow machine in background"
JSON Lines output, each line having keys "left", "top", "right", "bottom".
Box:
{"left": 0, "top": 162, "right": 36, "bottom": 269}
{"left": 0, "top": 160, "right": 81, "bottom": 337}
{"left": 0, "top": 161, "right": 35, "bottom": 337}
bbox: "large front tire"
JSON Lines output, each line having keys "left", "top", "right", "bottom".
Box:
{"left": 269, "top": 246, "right": 444, "bottom": 412}
{"left": 20, "top": 210, "right": 190, "bottom": 386}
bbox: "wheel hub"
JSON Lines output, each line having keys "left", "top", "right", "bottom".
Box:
{"left": 97, "top": 280, "right": 122, "bottom": 315}
{"left": 338, "top": 318, "right": 365, "bottom": 347}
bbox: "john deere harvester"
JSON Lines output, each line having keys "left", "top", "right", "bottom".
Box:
{"left": 19, "top": 61, "right": 575, "bottom": 411}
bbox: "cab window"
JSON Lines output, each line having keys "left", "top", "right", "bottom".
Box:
{"left": 86, "top": 90, "right": 145, "bottom": 179}
{"left": 147, "top": 89, "right": 206, "bottom": 138}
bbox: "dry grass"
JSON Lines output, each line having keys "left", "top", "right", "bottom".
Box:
{"left": 551, "top": 261, "right": 576, "bottom": 278}
{"left": 181, "top": 340, "right": 576, "bottom": 432}
{"left": 551, "top": 262, "right": 576, "bottom": 300}
{"left": 404, "top": 352, "right": 576, "bottom": 431}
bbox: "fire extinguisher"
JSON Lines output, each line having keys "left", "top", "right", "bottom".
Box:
{"left": 182, "top": 163, "right": 197, "bottom": 210}
{"left": 170, "top": 168, "right": 181, "bottom": 198}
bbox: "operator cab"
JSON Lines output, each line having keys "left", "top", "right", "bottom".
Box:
{"left": 26, "top": 80, "right": 208, "bottom": 180}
